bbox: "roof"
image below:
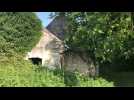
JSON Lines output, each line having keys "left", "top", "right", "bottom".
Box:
{"left": 42, "top": 28, "right": 61, "bottom": 42}
{"left": 46, "top": 16, "right": 68, "bottom": 40}
{"left": 26, "top": 16, "right": 67, "bottom": 59}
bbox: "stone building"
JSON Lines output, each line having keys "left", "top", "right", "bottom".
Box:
{"left": 26, "top": 16, "right": 97, "bottom": 75}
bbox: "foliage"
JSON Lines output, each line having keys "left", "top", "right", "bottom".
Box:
{"left": 0, "top": 56, "right": 113, "bottom": 87}
{"left": 64, "top": 71, "right": 113, "bottom": 87}
{"left": 0, "top": 12, "right": 42, "bottom": 56}
{"left": 76, "top": 72, "right": 113, "bottom": 87}
{"left": 64, "top": 71, "right": 80, "bottom": 86}
{"left": 0, "top": 12, "right": 115, "bottom": 87}
{"left": 0, "top": 57, "right": 65, "bottom": 87}
{"left": 52, "top": 12, "right": 134, "bottom": 66}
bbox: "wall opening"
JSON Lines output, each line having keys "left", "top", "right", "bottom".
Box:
{"left": 29, "top": 58, "right": 42, "bottom": 65}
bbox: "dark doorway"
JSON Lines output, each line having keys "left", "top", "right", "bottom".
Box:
{"left": 29, "top": 58, "right": 42, "bottom": 65}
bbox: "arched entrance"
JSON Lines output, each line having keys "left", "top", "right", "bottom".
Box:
{"left": 29, "top": 58, "right": 42, "bottom": 65}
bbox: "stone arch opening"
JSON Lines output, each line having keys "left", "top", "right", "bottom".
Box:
{"left": 29, "top": 58, "right": 42, "bottom": 65}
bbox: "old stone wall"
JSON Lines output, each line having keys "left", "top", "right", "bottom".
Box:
{"left": 26, "top": 15, "right": 98, "bottom": 76}
{"left": 63, "top": 52, "right": 96, "bottom": 76}
{"left": 41, "top": 35, "right": 63, "bottom": 69}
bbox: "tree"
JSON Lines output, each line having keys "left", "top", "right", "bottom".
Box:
{"left": 0, "top": 12, "right": 42, "bottom": 56}
{"left": 52, "top": 12, "right": 134, "bottom": 70}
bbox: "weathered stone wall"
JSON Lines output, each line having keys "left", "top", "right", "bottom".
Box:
{"left": 26, "top": 28, "right": 63, "bottom": 69}
{"left": 42, "top": 38, "right": 63, "bottom": 69}
{"left": 42, "top": 52, "right": 61, "bottom": 69}
{"left": 63, "top": 52, "right": 96, "bottom": 76}
{"left": 39, "top": 29, "right": 63, "bottom": 69}
{"left": 26, "top": 16, "right": 98, "bottom": 76}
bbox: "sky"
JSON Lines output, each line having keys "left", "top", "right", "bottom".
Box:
{"left": 36, "top": 12, "right": 53, "bottom": 27}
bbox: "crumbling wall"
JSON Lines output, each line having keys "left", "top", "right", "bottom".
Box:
{"left": 63, "top": 52, "right": 96, "bottom": 76}
{"left": 42, "top": 38, "right": 63, "bottom": 69}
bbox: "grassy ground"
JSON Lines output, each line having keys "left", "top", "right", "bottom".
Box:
{"left": 0, "top": 56, "right": 114, "bottom": 87}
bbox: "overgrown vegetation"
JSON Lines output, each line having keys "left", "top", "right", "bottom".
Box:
{"left": 52, "top": 12, "right": 134, "bottom": 67}
{"left": 0, "top": 12, "right": 42, "bottom": 56}
{"left": 0, "top": 56, "right": 65, "bottom": 87}
{"left": 0, "top": 56, "right": 113, "bottom": 87}
{"left": 50, "top": 12, "right": 134, "bottom": 86}
{"left": 64, "top": 71, "right": 113, "bottom": 87}
{"left": 0, "top": 12, "right": 114, "bottom": 87}
{"left": 2, "top": 12, "right": 134, "bottom": 87}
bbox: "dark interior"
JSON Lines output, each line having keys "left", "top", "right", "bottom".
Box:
{"left": 29, "top": 58, "right": 42, "bottom": 65}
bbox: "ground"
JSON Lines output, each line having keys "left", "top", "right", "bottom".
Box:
{"left": 101, "top": 71, "right": 134, "bottom": 87}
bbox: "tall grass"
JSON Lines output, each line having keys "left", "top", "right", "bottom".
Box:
{"left": 0, "top": 56, "right": 114, "bottom": 87}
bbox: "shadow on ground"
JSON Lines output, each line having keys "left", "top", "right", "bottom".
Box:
{"left": 100, "top": 66, "right": 134, "bottom": 87}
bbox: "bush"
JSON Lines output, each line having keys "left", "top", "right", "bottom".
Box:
{"left": 0, "top": 57, "right": 65, "bottom": 87}
{"left": 53, "top": 12, "right": 134, "bottom": 68}
{"left": 0, "top": 57, "right": 114, "bottom": 87}
{"left": 0, "top": 12, "right": 42, "bottom": 55}
{"left": 63, "top": 71, "right": 114, "bottom": 87}
{"left": 64, "top": 71, "right": 80, "bottom": 86}
{"left": 0, "top": 53, "right": 113, "bottom": 87}
{"left": 75, "top": 72, "right": 114, "bottom": 87}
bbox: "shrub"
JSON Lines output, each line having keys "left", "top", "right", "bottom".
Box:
{"left": 76, "top": 72, "right": 114, "bottom": 87}
{"left": 0, "top": 57, "right": 65, "bottom": 87}
{"left": 52, "top": 12, "right": 134, "bottom": 69}
{"left": 0, "top": 58, "right": 114, "bottom": 87}
{"left": 0, "top": 12, "right": 42, "bottom": 55}
{"left": 63, "top": 71, "right": 114, "bottom": 87}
